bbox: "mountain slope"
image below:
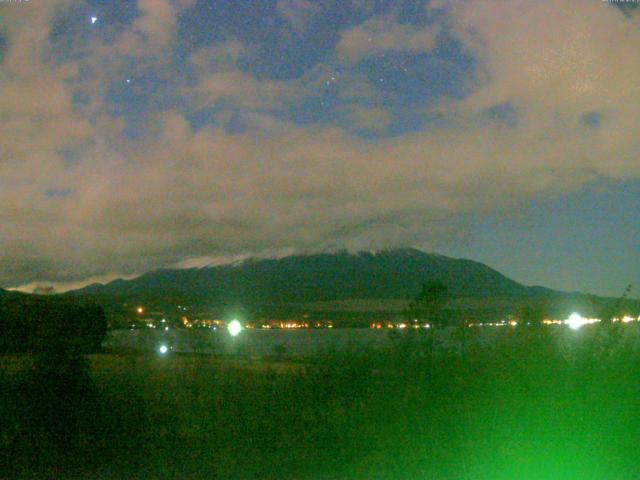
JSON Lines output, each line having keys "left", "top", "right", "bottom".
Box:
{"left": 0, "top": 287, "right": 23, "bottom": 298}
{"left": 69, "top": 248, "right": 556, "bottom": 302}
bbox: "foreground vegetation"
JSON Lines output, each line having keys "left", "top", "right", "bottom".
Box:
{"left": 2, "top": 325, "right": 640, "bottom": 479}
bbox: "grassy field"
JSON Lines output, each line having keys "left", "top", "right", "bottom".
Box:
{"left": 3, "top": 325, "right": 640, "bottom": 479}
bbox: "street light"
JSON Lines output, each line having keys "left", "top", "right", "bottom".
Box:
{"left": 228, "top": 319, "right": 242, "bottom": 337}
{"left": 566, "top": 312, "right": 599, "bottom": 330}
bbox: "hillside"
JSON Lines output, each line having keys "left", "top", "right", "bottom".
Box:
{"left": 0, "top": 288, "right": 24, "bottom": 299}
{"left": 70, "top": 248, "right": 557, "bottom": 303}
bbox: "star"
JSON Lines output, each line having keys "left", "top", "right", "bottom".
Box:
{"left": 91, "top": 16, "right": 98, "bottom": 25}
{"left": 126, "top": 79, "right": 131, "bottom": 84}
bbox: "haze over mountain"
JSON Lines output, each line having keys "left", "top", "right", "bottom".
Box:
{"left": 69, "top": 249, "right": 557, "bottom": 304}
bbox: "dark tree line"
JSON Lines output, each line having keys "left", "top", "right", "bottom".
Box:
{"left": 405, "top": 280, "right": 451, "bottom": 327}
{"left": 0, "top": 295, "right": 106, "bottom": 353}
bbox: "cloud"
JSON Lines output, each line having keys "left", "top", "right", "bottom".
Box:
{"left": 449, "top": 0, "right": 638, "bottom": 111}
{"left": 277, "top": 0, "right": 319, "bottom": 33}
{"left": 188, "top": 70, "right": 299, "bottom": 110}
{"left": 336, "top": 16, "right": 438, "bottom": 62}
{"left": 0, "top": 1, "right": 92, "bottom": 191}
{"left": 1, "top": 0, "right": 640, "bottom": 289}
{"left": 0, "top": 106, "right": 598, "bottom": 286}
{"left": 176, "top": 0, "right": 197, "bottom": 10}
{"left": 345, "top": 106, "right": 392, "bottom": 132}
{"left": 443, "top": 0, "right": 640, "bottom": 178}
{"left": 111, "top": 0, "right": 177, "bottom": 56}
{"left": 134, "top": 0, "right": 176, "bottom": 47}
{"left": 11, "top": 272, "right": 139, "bottom": 295}
{"left": 185, "top": 41, "right": 315, "bottom": 112}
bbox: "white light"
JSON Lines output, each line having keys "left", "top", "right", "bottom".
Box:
{"left": 228, "top": 319, "right": 242, "bottom": 337}
{"left": 563, "top": 313, "right": 601, "bottom": 330}
{"left": 567, "top": 313, "right": 585, "bottom": 330}
{"left": 91, "top": 16, "right": 98, "bottom": 24}
{"left": 159, "top": 345, "right": 168, "bottom": 355}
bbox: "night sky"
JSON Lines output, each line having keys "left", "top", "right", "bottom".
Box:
{"left": 1, "top": 0, "right": 639, "bottom": 296}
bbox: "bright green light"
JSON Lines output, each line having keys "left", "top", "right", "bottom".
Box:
{"left": 567, "top": 312, "right": 586, "bottom": 330}
{"left": 228, "top": 319, "right": 242, "bottom": 336}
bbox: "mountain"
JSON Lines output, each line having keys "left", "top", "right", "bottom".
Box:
{"left": 69, "top": 248, "right": 557, "bottom": 303}
{"left": 0, "top": 287, "right": 23, "bottom": 298}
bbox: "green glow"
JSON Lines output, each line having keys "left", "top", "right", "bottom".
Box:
{"left": 228, "top": 319, "right": 242, "bottom": 336}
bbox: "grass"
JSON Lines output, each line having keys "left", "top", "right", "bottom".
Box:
{"left": 3, "top": 325, "right": 640, "bottom": 479}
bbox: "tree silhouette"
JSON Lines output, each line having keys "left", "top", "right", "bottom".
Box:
{"left": 0, "top": 296, "right": 107, "bottom": 353}
{"left": 405, "top": 281, "right": 450, "bottom": 328}
{"left": 517, "top": 301, "right": 547, "bottom": 328}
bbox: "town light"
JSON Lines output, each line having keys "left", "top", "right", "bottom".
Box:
{"left": 566, "top": 312, "right": 593, "bottom": 330}
{"left": 228, "top": 319, "right": 242, "bottom": 337}
{"left": 567, "top": 313, "right": 585, "bottom": 330}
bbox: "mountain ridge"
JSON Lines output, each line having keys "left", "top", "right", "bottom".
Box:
{"left": 67, "top": 248, "right": 559, "bottom": 302}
